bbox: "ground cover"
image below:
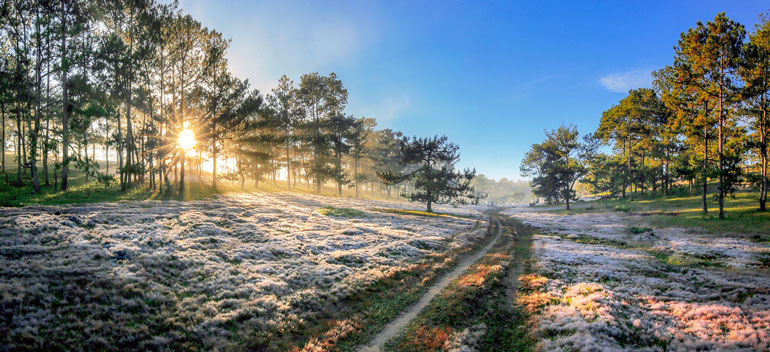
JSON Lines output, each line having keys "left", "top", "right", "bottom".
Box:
{"left": 504, "top": 206, "right": 770, "bottom": 351}
{"left": 0, "top": 192, "right": 486, "bottom": 350}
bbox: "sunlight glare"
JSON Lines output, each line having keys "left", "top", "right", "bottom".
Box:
{"left": 178, "top": 123, "right": 197, "bottom": 151}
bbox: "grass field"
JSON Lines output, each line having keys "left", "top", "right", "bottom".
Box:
{"left": 0, "top": 154, "right": 405, "bottom": 207}
{"left": 0, "top": 168, "right": 222, "bottom": 207}
{"left": 543, "top": 191, "right": 770, "bottom": 236}
{"left": 0, "top": 192, "right": 486, "bottom": 350}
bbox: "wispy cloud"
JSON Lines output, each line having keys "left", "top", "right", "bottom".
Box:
{"left": 507, "top": 73, "right": 560, "bottom": 102}
{"left": 351, "top": 93, "right": 411, "bottom": 125}
{"left": 599, "top": 68, "right": 652, "bottom": 93}
{"left": 179, "top": 0, "right": 378, "bottom": 93}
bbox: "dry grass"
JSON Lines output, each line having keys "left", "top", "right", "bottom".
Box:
{"left": 507, "top": 207, "right": 770, "bottom": 351}
{"left": 0, "top": 192, "right": 486, "bottom": 351}
{"left": 386, "top": 215, "right": 534, "bottom": 352}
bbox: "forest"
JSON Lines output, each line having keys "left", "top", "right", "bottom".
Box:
{"left": 522, "top": 12, "right": 770, "bottom": 218}
{"left": 0, "top": 0, "right": 481, "bottom": 210}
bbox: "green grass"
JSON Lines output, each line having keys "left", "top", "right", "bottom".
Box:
{"left": 373, "top": 208, "right": 476, "bottom": 220}
{"left": 646, "top": 249, "right": 726, "bottom": 268}
{"left": 629, "top": 226, "right": 653, "bottom": 234}
{"left": 614, "top": 205, "right": 634, "bottom": 212}
{"left": 316, "top": 206, "right": 367, "bottom": 218}
{"left": 0, "top": 164, "right": 228, "bottom": 207}
{"left": 0, "top": 154, "right": 409, "bottom": 206}
{"left": 545, "top": 192, "right": 770, "bottom": 236}
{"left": 559, "top": 233, "right": 631, "bottom": 248}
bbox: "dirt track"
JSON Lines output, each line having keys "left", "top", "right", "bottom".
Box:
{"left": 360, "top": 215, "right": 504, "bottom": 351}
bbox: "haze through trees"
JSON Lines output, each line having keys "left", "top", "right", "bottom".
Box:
{"left": 379, "top": 135, "right": 476, "bottom": 212}
{"left": 0, "top": 0, "right": 476, "bottom": 205}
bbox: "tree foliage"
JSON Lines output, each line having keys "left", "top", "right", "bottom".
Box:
{"left": 380, "top": 135, "right": 475, "bottom": 212}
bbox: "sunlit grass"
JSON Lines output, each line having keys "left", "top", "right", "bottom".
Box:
{"left": 0, "top": 165, "right": 222, "bottom": 207}
{"left": 546, "top": 191, "right": 770, "bottom": 236}
{"left": 373, "top": 208, "right": 475, "bottom": 219}
{"left": 316, "top": 206, "right": 367, "bottom": 218}
{"left": 0, "top": 157, "right": 407, "bottom": 206}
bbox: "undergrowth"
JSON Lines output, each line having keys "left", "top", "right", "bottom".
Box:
{"left": 317, "top": 206, "right": 367, "bottom": 218}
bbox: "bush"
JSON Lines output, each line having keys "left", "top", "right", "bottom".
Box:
{"left": 316, "top": 206, "right": 366, "bottom": 218}
{"left": 614, "top": 205, "right": 633, "bottom": 212}
{"left": 97, "top": 174, "right": 115, "bottom": 185}
{"left": 629, "top": 226, "right": 653, "bottom": 234}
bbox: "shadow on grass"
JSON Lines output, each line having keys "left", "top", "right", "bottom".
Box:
{"left": 0, "top": 180, "right": 222, "bottom": 207}
{"left": 372, "top": 208, "right": 476, "bottom": 220}
{"left": 543, "top": 192, "right": 770, "bottom": 236}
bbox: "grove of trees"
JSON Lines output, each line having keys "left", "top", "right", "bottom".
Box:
{"left": 0, "top": 0, "right": 474, "bottom": 208}
{"left": 523, "top": 12, "right": 770, "bottom": 217}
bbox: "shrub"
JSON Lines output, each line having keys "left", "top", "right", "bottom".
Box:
{"left": 629, "top": 226, "right": 653, "bottom": 234}
{"left": 614, "top": 205, "right": 633, "bottom": 212}
{"left": 317, "top": 206, "right": 366, "bottom": 218}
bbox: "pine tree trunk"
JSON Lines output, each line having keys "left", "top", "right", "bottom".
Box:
{"left": 354, "top": 155, "right": 359, "bottom": 198}
{"left": 83, "top": 131, "right": 88, "bottom": 182}
{"left": 238, "top": 155, "right": 244, "bottom": 190}
{"left": 1, "top": 101, "right": 5, "bottom": 174}
{"left": 104, "top": 122, "right": 109, "bottom": 174}
{"left": 43, "top": 52, "right": 50, "bottom": 187}
{"left": 626, "top": 137, "right": 632, "bottom": 198}
{"left": 702, "top": 124, "right": 709, "bottom": 214}
{"left": 760, "top": 91, "right": 768, "bottom": 211}
{"left": 178, "top": 52, "right": 185, "bottom": 192}
{"left": 15, "top": 90, "right": 23, "bottom": 185}
{"left": 30, "top": 9, "right": 43, "bottom": 193}
{"left": 663, "top": 147, "right": 671, "bottom": 196}
{"left": 286, "top": 139, "right": 291, "bottom": 190}
{"left": 60, "top": 6, "right": 70, "bottom": 191}
{"left": 164, "top": 164, "right": 171, "bottom": 194}
{"left": 117, "top": 104, "right": 123, "bottom": 186}
{"left": 566, "top": 194, "right": 570, "bottom": 210}
{"left": 621, "top": 139, "right": 627, "bottom": 198}
{"left": 212, "top": 135, "right": 217, "bottom": 189}
{"left": 717, "top": 73, "right": 725, "bottom": 219}
{"left": 126, "top": 10, "right": 135, "bottom": 188}
{"left": 54, "top": 149, "right": 58, "bottom": 190}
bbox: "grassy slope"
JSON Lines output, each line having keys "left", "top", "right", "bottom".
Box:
{"left": 0, "top": 157, "right": 405, "bottom": 207}
{"left": 0, "top": 167, "right": 222, "bottom": 206}
{"left": 542, "top": 191, "right": 770, "bottom": 236}
{"left": 373, "top": 208, "right": 477, "bottom": 220}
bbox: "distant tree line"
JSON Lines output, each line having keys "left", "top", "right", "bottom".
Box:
{"left": 0, "top": 0, "right": 475, "bottom": 209}
{"left": 470, "top": 174, "right": 531, "bottom": 206}
{"left": 522, "top": 12, "right": 770, "bottom": 217}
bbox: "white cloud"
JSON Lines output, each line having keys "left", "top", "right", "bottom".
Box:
{"left": 599, "top": 68, "right": 652, "bottom": 93}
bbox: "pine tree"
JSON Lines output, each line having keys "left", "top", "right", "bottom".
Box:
{"left": 380, "top": 135, "right": 475, "bottom": 212}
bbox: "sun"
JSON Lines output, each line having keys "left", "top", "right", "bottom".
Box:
{"left": 178, "top": 122, "right": 197, "bottom": 151}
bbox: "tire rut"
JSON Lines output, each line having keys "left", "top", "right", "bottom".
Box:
{"left": 359, "top": 215, "right": 504, "bottom": 352}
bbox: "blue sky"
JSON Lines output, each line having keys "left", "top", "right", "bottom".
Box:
{"left": 177, "top": 0, "right": 769, "bottom": 180}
